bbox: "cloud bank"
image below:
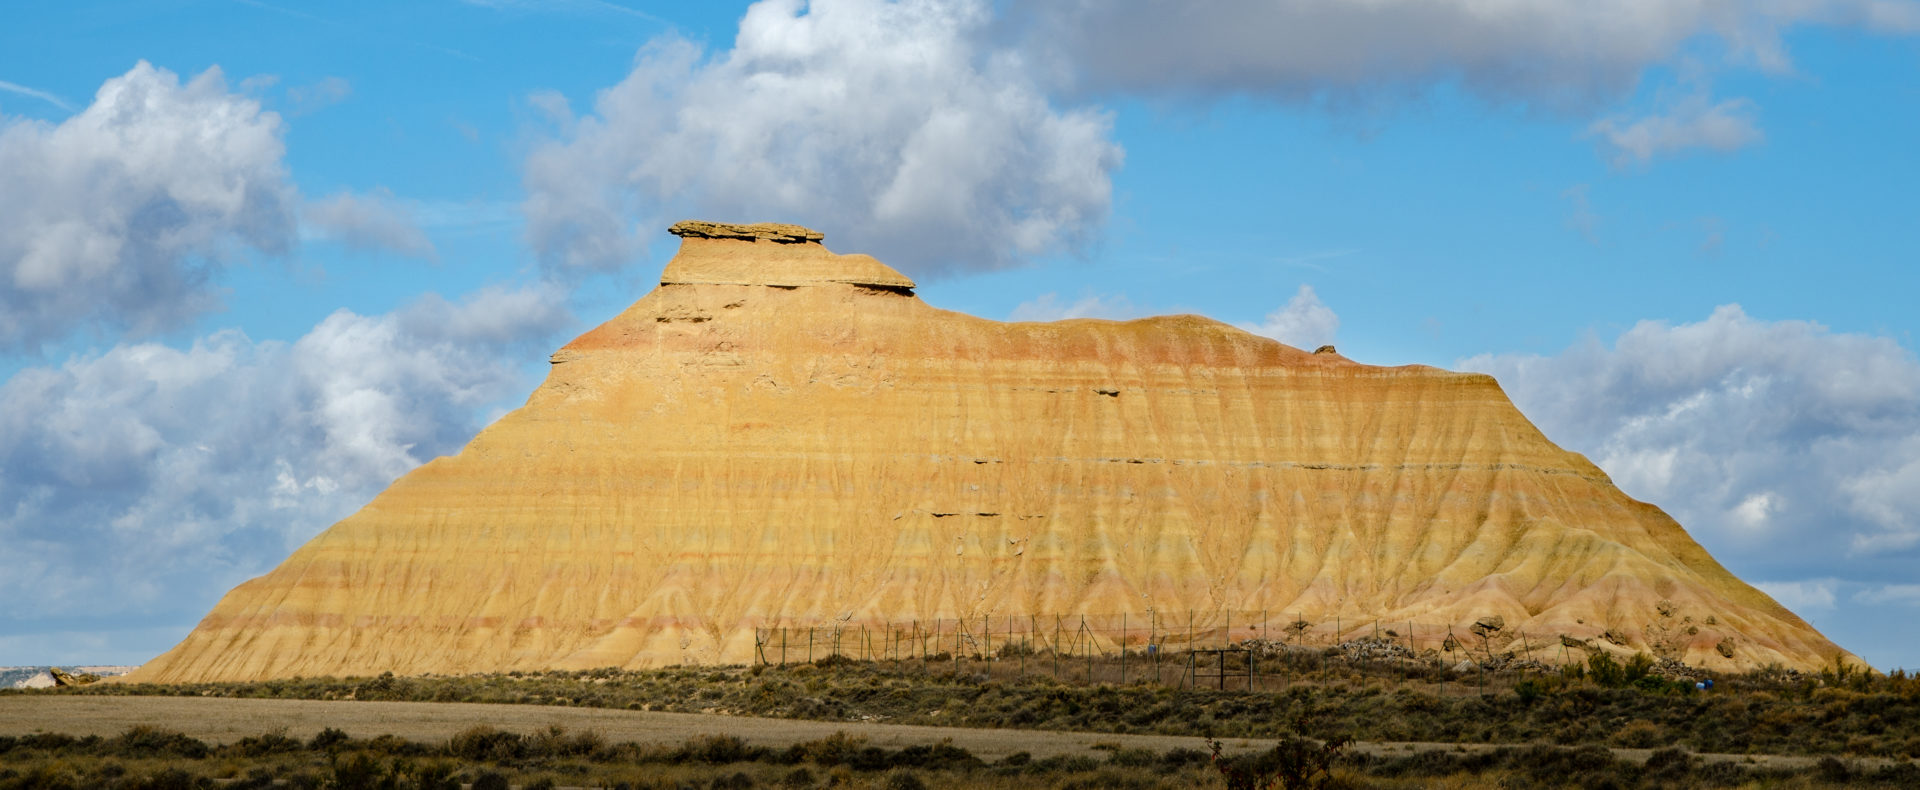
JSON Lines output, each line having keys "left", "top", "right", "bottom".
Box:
{"left": 1016, "top": 0, "right": 1920, "bottom": 108}
{"left": 0, "top": 62, "right": 297, "bottom": 351}
{"left": 1462, "top": 306, "right": 1920, "bottom": 599}
{"left": 0, "top": 286, "right": 570, "bottom": 641}
{"left": 523, "top": 0, "right": 1122, "bottom": 276}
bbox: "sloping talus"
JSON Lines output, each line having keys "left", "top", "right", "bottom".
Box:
{"left": 127, "top": 222, "right": 1858, "bottom": 682}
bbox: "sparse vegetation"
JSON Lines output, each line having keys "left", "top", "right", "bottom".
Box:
{"left": 2, "top": 723, "right": 1917, "bottom": 789}
{"left": 28, "top": 652, "right": 1920, "bottom": 760}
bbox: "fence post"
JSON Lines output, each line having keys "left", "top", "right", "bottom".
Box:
{"left": 1121, "top": 612, "right": 1127, "bottom": 685}
{"left": 1083, "top": 615, "right": 1092, "bottom": 682}
{"left": 1023, "top": 615, "right": 1031, "bottom": 676}
{"left": 1054, "top": 615, "right": 1063, "bottom": 680}
{"left": 1152, "top": 610, "right": 1160, "bottom": 684}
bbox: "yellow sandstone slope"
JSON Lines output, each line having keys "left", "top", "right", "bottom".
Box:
{"left": 128, "top": 222, "right": 1857, "bottom": 682}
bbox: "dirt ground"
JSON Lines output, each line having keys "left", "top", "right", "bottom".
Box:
{"left": 0, "top": 695, "right": 1867, "bottom": 770}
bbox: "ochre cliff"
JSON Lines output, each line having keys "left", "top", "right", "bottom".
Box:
{"left": 128, "top": 223, "right": 1858, "bottom": 682}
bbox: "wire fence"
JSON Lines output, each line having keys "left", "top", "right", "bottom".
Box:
{"left": 753, "top": 611, "right": 1575, "bottom": 694}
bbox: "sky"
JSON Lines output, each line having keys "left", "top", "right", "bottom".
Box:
{"left": 2, "top": 0, "right": 1917, "bottom": 671}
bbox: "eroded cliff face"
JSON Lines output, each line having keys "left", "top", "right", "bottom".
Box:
{"left": 127, "top": 223, "right": 1858, "bottom": 682}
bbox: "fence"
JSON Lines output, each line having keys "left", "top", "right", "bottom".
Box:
{"left": 752, "top": 611, "right": 1570, "bottom": 693}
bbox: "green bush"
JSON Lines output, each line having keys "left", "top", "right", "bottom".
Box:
{"left": 449, "top": 726, "right": 526, "bottom": 762}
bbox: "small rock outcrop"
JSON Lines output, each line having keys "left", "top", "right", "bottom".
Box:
{"left": 1471, "top": 616, "right": 1507, "bottom": 638}
{"left": 668, "top": 220, "right": 825, "bottom": 244}
{"left": 48, "top": 667, "right": 100, "bottom": 686}
{"left": 659, "top": 220, "right": 914, "bottom": 290}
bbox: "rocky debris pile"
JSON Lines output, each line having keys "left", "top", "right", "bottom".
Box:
{"left": 1654, "top": 657, "right": 1715, "bottom": 682}
{"left": 1234, "top": 638, "right": 1322, "bottom": 658}
{"left": 1331, "top": 636, "right": 1419, "bottom": 663}
{"left": 1478, "top": 655, "right": 1553, "bottom": 674}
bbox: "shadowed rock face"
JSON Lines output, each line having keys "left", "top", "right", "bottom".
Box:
{"left": 127, "top": 224, "right": 1859, "bottom": 682}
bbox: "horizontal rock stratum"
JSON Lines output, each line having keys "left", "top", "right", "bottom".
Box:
{"left": 128, "top": 222, "right": 1858, "bottom": 682}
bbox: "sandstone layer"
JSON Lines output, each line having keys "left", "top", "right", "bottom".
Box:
{"left": 128, "top": 223, "right": 1858, "bottom": 682}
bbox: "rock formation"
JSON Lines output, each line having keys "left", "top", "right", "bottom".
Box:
{"left": 127, "top": 222, "right": 1859, "bottom": 682}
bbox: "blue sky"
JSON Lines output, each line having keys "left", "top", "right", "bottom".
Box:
{"left": 3, "top": 0, "right": 1918, "bottom": 670}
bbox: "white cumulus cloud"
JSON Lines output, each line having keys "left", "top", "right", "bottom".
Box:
{"left": 1461, "top": 305, "right": 1920, "bottom": 589}
{"left": 0, "top": 61, "right": 297, "bottom": 351}
{"left": 0, "top": 285, "right": 571, "bottom": 641}
{"left": 523, "top": 0, "right": 1122, "bottom": 277}
{"left": 1239, "top": 285, "right": 1339, "bottom": 349}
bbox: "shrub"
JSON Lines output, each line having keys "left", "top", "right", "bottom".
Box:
{"left": 681, "top": 734, "right": 767, "bottom": 765}
{"left": 470, "top": 770, "right": 511, "bottom": 790}
{"left": 231, "top": 731, "right": 303, "bottom": 757}
{"left": 785, "top": 732, "right": 866, "bottom": 766}
{"left": 882, "top": 769, "right": 928, "bottom": 790}
{"left": 116, "top": 726, "right": 211, "bottom": 759}
{"left": 450, "top": 726, "right": 526, "bottom": 762}
{"left": 1208, "top": 735, "right": 1349, "bottom": 790}
{"left": 328, "top": 752, "right": 384, "bottom": 790}
{"left": 1612, "top": 720, "right": 1664, "bottom": 749}
{"left": 529, "top": 725, "right": 604, "bottom": 758}
{"left": 125, "top": 767, "right": 208, "bottom": 790}
{"left": 1587, "top": 653, "right": 1625, "bottom": 688}
{"left": 413, "top": 761, "right": 460, "bottom": 790}
{"left": 1643, "top": 747, "right": 1692, "bottom": 780}
{"left": 1816, "top": 756, "right": 1853, "bottom": 784}
{"left": 890, "top": 741, "right": 981, "bottom": 771}
{"left": 308, "top": 727, "right": 350, "bottom": 751}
